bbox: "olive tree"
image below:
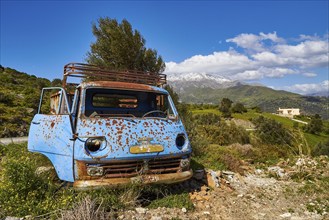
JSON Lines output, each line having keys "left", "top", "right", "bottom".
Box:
{"left": 86, "top": 17, "right": 165, "bottom": 73}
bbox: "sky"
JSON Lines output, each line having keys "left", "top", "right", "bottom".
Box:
{"left": 1, "top": 0, "right": 328, "bottom": 95}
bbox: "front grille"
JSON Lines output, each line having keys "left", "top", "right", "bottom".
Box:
{"left": 86, "top": 157, "right": 182, "bottom": 178}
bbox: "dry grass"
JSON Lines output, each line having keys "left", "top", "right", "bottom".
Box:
{"left": 59, "top": 196, "right": 111, "bottom": 220}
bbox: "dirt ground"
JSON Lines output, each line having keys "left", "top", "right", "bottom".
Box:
{"left": 117, "top": 156, "right": 329, "bottom": 220}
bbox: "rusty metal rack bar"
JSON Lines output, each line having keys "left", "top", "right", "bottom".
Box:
{"left": 62, "top": 63, "right": 166, "bottom": 88}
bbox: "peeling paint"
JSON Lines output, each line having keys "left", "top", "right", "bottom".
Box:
{"left": 28, "top": 64, "right": 192, "bottom": 187}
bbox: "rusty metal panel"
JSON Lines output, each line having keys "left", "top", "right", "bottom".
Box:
{"left": 73, "top": 118, "right": 191, "bottom": 160}
{"left": 63, "top": 63, "right": 167, "bottom": 88}
{"left": 50, "top": 92, "right": 74, "bottom": 114}
{"left": 28, "top": 65, "right": 191, "bottom": 187}
{"left": 73, "top": 170, "right": 193, "bottom": 188}
{"left": 28, "top": 114, "right": 74, "bottom": 182}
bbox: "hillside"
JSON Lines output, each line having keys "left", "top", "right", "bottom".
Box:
{"left": 0, "top": 66, "right": 60, "bottom": 137}
{"left": 1, "top": 66, "right": 328, "bottom": 138}
{"left": 174, "top": 84, "right": 329, "bottom": 119}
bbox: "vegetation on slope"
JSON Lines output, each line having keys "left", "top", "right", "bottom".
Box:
{"left": 0, "top": 66, "right": 63, "bottom": 137}
{"left": 178, "top": 84, "right": 329, "bottom": 119}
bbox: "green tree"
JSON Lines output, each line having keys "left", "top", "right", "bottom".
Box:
{"left": 219, "top": 98, "right": 233, "bottom": 118}
{"left": 51, "top": 78, "right": 62, "bottom": 87}
{"left": 231, "top": 102, "right": 247, "bottom": 113}
{"left": 252, "top": 116, "right": 292, "bottom": 145}
{"left": 86, "top": 17, "right": 165, "bottom": 73}
{"left": 304, "top": 114, "right": 323, "bottom": 134}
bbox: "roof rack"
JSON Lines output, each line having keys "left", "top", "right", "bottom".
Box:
{"left": 62, "top": 63, "right": 166, "bottom": 88}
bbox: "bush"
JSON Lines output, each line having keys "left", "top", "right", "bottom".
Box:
{"left": 231, "top": 102, "right": 247, "bottom": 113}
{"left": 312, "top": 141, "right": 329, "bottom": 156}
{"left": 0, "top": 144, "right": 73, "bottom": 218}
{"left": 252, "top": 116, "right": 292, "bottom": 146}
{"left": 0, "top": 143, "right": 195, "bottom": 218}
{"left": 304, "top": 114, "right": 323, "bottom": 134}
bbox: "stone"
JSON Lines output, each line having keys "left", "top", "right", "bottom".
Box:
{"left": 216, "top": 170, "right": 222, "bottom": 177}
{"left": 206, "top": 170, "right": 220, "bottom": 188}
{"left": 189, "top": 192, "right": 196, "bottom": 200}
{"left": 279, "top": 213, "right": 292, "bottom": 219}
{"left": 135, "top": 207, "right": 147, "bottom": 214}
{"left": 35, "top": 166, "right": 54, "bottom": 175}
{"left": 268, "top": 166, "right": 286, "bottom": 178}
{"left": 201, "top": 185, "right": 209, "bottom": 192}
{"left": 5, "top": 217, "right": 22, "bottom": 220}
{"left": 222, "top": 170, "right": 235, "bottom": 175}
{"left": 202, "top": 195, "right": 211, "bottom": 201}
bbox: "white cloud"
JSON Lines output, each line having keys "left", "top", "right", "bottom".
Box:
{"left": 226, "top": 32, "right": 285, "bottom": 52}
{"left": 275, "top": 40, "right": 328, "bottom": 58}
{"left": 302, "top": 72, "right": 317, "bottom": 77}
{"left": 165, "top": 50, "right": 253, "bottom": 76}
{"left": 226, "top": 33, "right": 265, "bottom": 52}
{"left": 283, "top": 80, "right": 329, "bottom": 95}
{"left": 165, "top": 32, "right": 329, "bottom": 82}
{"left": 232, "top": 67, "right": 296, "bottom": 80}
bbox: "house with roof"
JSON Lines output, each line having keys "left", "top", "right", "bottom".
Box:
{"left": 277, "top": 108, "right": 300, "bottom": 118}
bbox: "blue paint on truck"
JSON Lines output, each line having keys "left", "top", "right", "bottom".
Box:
{"left": 28, "top": 63, "right": 192, "bottom": 187}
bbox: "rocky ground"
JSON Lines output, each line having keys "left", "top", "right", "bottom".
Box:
{"left": 4, "top": 156, "right": 329, "bottom": 220}
{"left": 116, "top": 156, "right": 329, "bottom": 220}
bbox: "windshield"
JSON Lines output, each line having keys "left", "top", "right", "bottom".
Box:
{"left": 84, "top": 88, "right": 175, "bottom": 118}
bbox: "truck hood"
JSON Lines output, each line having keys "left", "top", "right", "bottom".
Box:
{"left": 74, "top": 118, "right": 191, "bottom": 160}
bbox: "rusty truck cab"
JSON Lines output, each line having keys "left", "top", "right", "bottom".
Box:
{"left": 28, "top": 63, "right": 192, "bottom": 188}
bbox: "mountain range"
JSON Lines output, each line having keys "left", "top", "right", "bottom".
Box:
{"left": 167, "top": 72, "right": 329, "bottom": 119}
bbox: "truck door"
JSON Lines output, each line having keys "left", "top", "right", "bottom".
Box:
{"left": 28, "top": 87, "right": 75, "bottom": 182}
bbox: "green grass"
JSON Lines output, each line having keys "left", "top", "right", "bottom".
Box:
{"left": 0, "top": 143, "right": 195, "bottom": 218}
{"left": 192, "top": 108, "right": 329, "bottom": 149}
{"left": 147, "top": 193, "right": 194, "bottom": 210}
{"left": 232, "top": 110, "right": 262, "bottom": 120}
{"left": 303, "top": 133, "right": 329, "bottom": 147}
{"left": 191, "top": 108, "right": 221, "bottom": 115}
{"left": 233, "top": 110, "right": 305, "bottom": 128}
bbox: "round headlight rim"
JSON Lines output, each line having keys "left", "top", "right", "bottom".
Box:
{"left": 176, "top": 134, "right": 186, "bottom": 149}
{"left": 85, "top": 137, "right": 105, "bottom": 153}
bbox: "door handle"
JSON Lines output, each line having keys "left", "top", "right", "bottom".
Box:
{"left": 32, "top": 121, "right": 40, "bottom": 125}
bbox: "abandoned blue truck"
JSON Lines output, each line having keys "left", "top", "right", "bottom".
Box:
{"left": 28, "top": 63, "right": 192, "bottom": 187}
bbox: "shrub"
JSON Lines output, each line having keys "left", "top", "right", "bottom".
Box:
{"left": 219, "top": 98, "right": 233, "bottom": 118}
{"left": 252, "top": 116, "right": 292, "bottom": 146}
{"left": 0, "top": 144, "right": 73, "bottom": 218}
{"left": 312, "top": 141, "right": 329, "bottom": 156}
{"left": 231, "top": 102, "right": 247, "bottom": 113}
{"left": 304, "top": 114, "right": 323, "bottom": 134}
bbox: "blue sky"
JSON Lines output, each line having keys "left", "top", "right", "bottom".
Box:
{"left": 1, "top": 1, "right": 328, "bottom": 95}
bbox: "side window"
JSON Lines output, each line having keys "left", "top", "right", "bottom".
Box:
{"left": 39, "top": 88, "right": 70, "bottom": 115}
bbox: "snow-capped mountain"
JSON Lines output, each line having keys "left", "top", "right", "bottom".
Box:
{"left": 167, "top": 72, "right": 241, "bottom": 93}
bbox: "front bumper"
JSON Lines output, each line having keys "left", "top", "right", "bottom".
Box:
{"left": 73, "top": 170, "right": 193, "bottom": 188}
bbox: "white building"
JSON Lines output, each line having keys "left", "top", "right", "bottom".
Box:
{"left": 277, "top": 108, "right": 300, "bottom": 118}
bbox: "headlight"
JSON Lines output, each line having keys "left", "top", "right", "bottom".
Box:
{"left": 180, "top": 158, "right": 190, "bottom": 170}
{"left": 87, "top": 166, "right": 103, "bottom": 176}
{"left": 85, "top": 137, "right": 105, "bottom": 152}
{"left": 176, "top": 134, "right": 186, "bottom": 149}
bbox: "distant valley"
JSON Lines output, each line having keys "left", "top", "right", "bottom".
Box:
{"left": 167, "top": 72, "right": 329, "bottom": 119}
